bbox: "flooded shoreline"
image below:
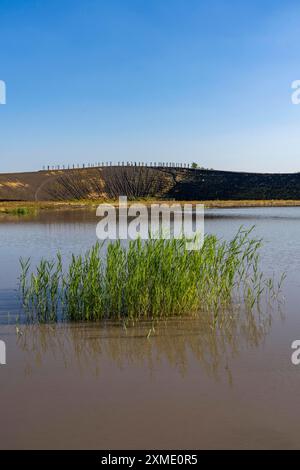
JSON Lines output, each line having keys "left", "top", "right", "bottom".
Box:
{"left": 0, "top": 207, "right": 300, "bottom": 449}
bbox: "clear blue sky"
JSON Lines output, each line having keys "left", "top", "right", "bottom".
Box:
{"left": 1, "top": 0, "right": 300, "bottom": 173}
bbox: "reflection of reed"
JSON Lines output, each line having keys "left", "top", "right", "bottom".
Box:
{"left": 17, "top": 305, "right": 276, "bottom": 383}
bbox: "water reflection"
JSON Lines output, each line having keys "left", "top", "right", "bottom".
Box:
{"left": 16, "top": 305, "right": 276, "bottom": 383}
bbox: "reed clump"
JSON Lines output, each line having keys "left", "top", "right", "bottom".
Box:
{"left": 19, "top": 227, "right": 284, "bottom": 323}
{"left": 1, "top": 206, "right": 36, "bottom": 216}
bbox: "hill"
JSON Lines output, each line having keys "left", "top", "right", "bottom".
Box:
{"left": 1, "top": 166, "right": 300, "bottom": 201}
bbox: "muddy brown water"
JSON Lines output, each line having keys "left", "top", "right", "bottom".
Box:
{"left": 0, "top": 207, "right": 300, "bottom": 449}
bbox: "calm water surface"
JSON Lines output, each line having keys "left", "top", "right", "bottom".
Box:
{"left": 0, "top": 207, "right": 300, "bottom": 449}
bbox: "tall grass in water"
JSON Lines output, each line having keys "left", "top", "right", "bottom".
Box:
{"left": 2, "top": 207, "right": 37, "bottom": 216}
{"left": 19, "top": 227, "right": 283, "bottom": 323}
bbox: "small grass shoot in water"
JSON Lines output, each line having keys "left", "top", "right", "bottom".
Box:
{"left": 19, "top": 227, "right": 284, "bottom": 323}
{"left": 0, "top": 206, "right": 37, "bottom": 216}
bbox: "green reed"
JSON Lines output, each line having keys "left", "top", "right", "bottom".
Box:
{"left": 3, "top": 207, "right": 36, "bottom": 216}
{"left": 19, "top": 227, "right": 283, "bottom": 323}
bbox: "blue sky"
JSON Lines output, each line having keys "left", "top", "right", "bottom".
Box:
{"left": 1, "top": 0, "right": 300, "bottom": 173}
